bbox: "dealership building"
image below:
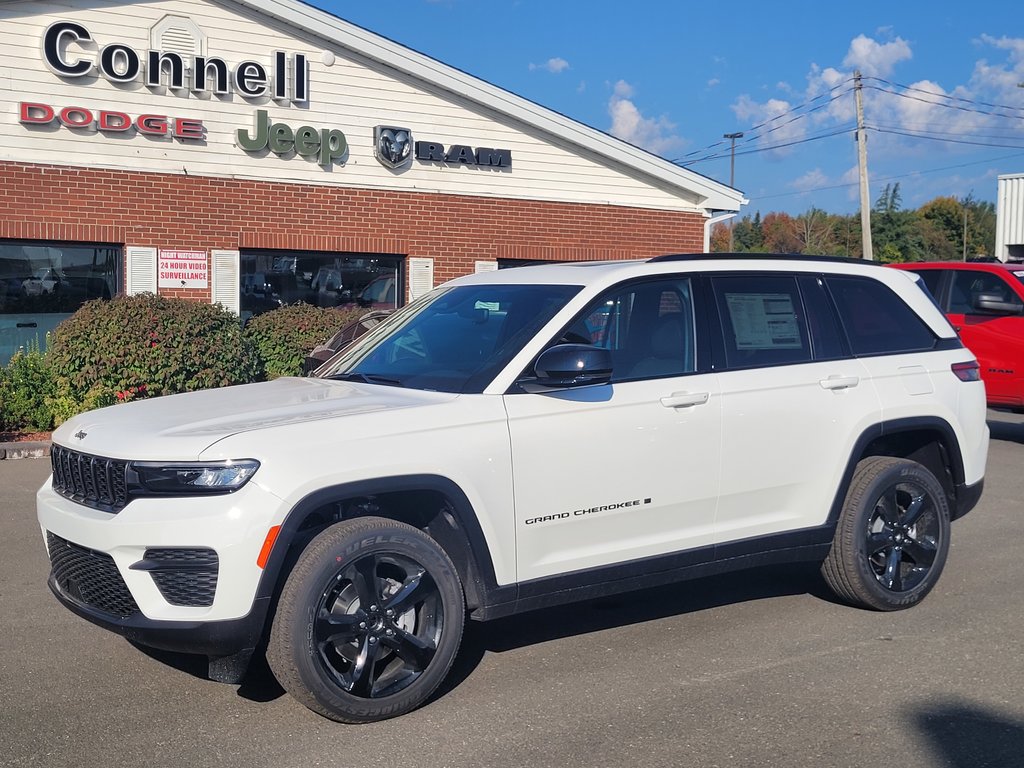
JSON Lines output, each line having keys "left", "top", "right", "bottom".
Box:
{"left": 0, "top": 0, "right": 745, "bottom": 363}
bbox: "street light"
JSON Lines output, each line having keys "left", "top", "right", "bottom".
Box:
{"left": 724, "top": 132, "right": 744, "bottom": 251}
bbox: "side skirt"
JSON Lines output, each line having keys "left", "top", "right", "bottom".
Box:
{"left": 472, "top": 526, "right": 834, "bottom": 621}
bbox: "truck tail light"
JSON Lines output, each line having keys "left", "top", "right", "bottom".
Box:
{"left": 951, "top": 361, "right": 981, "bottom": 382}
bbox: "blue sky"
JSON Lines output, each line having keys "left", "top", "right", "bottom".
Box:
{"left": 318, "top": 0, "right": 1024, "bottom": 218}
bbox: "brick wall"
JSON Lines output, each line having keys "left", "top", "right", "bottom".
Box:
{"left": 0, "top": 161, "right": 707, "bottom": 299}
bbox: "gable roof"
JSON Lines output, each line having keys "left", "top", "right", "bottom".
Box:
{"left": 230, "top": 0, "right": 747, "bottom": 214}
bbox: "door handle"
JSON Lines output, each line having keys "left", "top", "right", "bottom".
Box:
{"left": 819, "top": 375, "right": 860, "bottom": 391}
{"left": 660, "top": 391, "right": 710, "bottom": 408}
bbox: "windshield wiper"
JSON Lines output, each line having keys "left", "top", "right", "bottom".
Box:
{"left": 326, "top": 372, "right": 404, "bottom": 387}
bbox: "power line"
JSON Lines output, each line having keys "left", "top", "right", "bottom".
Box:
{"left": 865, "top": 84, "right": 1024, "bottom": 121}
{"left": 871, "top": 126, "right": 1024, "bottom": 150}
{"left": 672, "top": 77, "right": 854, "bottom": 162}
{"left": 679, "top": 125, "right": 856, "bottom": 166}
{"left": 865, "top": 76, "right": 1024, "bottom": 115}
{"left": 754, "top": 150, "right": 1024, "bottom": 201}
{"left": 870, "top": 122, "right": 1024, "bottom": 141}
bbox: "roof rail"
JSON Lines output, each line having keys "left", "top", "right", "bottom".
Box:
{"left": 648, "top": 253, "right": 881, "bottom": 266}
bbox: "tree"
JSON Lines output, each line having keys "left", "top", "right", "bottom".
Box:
{"left": 761, "top": 212, "right": 802, "bottom": 253}
{"left": 796, "top": 207, "right": 838, "bottom": 255}
{"left": 710, "top": 221, "right": 730, "bottom": 252}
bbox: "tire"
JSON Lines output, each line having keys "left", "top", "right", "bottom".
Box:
{"left": 267, "top": 516, "right": 464, "bottom": 723}
{"left": 822, "top": 457, "right": 951, "bottom": 611}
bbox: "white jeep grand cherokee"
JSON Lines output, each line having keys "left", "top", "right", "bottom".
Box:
{"left": 38, "top": 255, "right": 988, "bottom": 723}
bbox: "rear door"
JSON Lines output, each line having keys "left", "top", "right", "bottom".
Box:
{"left": 711, "top": 273, "right": 880, "bottom": 542}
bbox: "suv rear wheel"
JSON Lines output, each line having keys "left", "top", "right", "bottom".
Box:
{"left": 267, "top": 516, "right": 465, "bottom": 722}
{"left": 822, "top": 457, "right": 951, "bottom": 611}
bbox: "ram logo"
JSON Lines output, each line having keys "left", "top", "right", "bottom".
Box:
{"left": 373, "top": 125, "right": 413, "bottom": 169}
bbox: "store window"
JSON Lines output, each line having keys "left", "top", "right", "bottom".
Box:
{"left": 239, "top": 250, "right": 403, "bottom": 323}
{"left": 1, "top": 241, "right": 121, "bottom": 364}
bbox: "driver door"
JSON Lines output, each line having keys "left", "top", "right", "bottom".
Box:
{"left": 503, "top": 277, "right": 722, "bottom": 581}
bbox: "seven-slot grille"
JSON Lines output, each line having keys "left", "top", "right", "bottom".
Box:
{"left": 50, "top": 444, "right": 129, "bottom": 512}
{"left": 46, "top": 532, "right": 140, "bottom": 618}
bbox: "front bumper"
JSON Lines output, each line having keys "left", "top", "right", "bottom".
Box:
{"left": 37, "top": 476, "right": 285, "bottom": 660}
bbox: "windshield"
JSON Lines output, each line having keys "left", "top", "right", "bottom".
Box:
{"left": 315, "top": 283, "right": 581, "bottom": 392}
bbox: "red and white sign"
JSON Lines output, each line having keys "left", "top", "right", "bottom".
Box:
{"left": 159, "top": 250, "right": 208, "bottom": 289}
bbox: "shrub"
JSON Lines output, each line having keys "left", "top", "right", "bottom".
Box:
{"left": 47, "top": 294, "right": 261, "bottom": 409}
{"left": 0, "top": 339, "right": 55, "bottom": 432}
{"left": 244, "top": 303, "right": 365, "bottom": 378}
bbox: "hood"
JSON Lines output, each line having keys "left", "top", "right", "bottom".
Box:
{"left": 52, "top": 377, "right": 459, "bottom": 461}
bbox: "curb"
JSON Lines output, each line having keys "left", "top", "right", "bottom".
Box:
{"left": 0, "top": 441, "right": 51, "bottom": 460}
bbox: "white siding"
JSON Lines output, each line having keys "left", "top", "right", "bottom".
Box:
{"left": 0, "top": 0, "right": 707, "bottom": 212}
{"left": 996, "top": 174, "right": 1024, "bottom": 262}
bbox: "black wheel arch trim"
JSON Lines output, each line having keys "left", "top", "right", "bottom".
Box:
{"left": 254, "top": 474, "right": 502, "bottom": 617}
{"left": 825, "top": 415, "right": 969, "bottom": 529}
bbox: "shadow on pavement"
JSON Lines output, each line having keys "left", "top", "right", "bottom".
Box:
{"left": 435, "top": 561, "right": 828, "bottom": 700}
{"left": 909, "top": 698, "right": 1024, "bottom": 767}
{"left": 987, "top": 418, "right": 1024, "bottom": 445}
{"left": 130, "top": 562, "right": 831, "bottom": 706}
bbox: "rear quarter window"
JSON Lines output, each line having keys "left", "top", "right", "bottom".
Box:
{"left": 827, "top": 275, "right": 937, "bottom": 356}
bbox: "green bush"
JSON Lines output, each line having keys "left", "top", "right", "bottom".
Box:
{"left": 244, "top": 303, "right": 365, "bottom": 378}
{"left": 47, "top": 294, "right": 261, "bottom": 409}
{"left": 0, "top": 339, "right": 55, "bottom": 432}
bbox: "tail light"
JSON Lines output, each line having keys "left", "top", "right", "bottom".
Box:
{"left": 951, "top": 361, "right": 981, "bottom": 382}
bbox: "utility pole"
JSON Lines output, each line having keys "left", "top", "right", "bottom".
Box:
{"left": 854, "top": 71, "right": 873, "bottom": 261}
{"left": 724, "top": 131, "right": 744, "bottom": 251}
{"left": 962, "top": 203, "right": 968, "bottom": 261}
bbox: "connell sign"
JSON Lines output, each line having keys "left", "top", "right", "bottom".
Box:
{"left": 41, "top": 21, "right": 309, "bottom": 102}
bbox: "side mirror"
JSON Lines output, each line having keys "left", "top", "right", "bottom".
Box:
{"left": 524, "top": 344, "right": 613, "bottom": 391}
{"left": 973, "top": 293, "right": 1023, "bottom": 315}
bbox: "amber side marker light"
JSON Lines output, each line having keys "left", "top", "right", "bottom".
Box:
{"left": 257, "top": 525, "right": 281, "bottom": 569}
{"left": 952, "top": 361, "right": 981, "bottom": 382}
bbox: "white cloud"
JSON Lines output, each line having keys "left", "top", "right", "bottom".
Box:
{"left": 529, "top": 57, "right": 569, "bottom": 74}
{"left": 842, "top": 34, "right": 912, "bottom": 77}
{"left": 707, "top": 78, "right": 720, "bottom": 88}
{"left": 731, "top": 95, "right": 806, "bottom": 157}
{"left": 791, "top": 168, "right": 829, "bottom": 191}
{"left": 607, "top": 79, "right": 686, "bottom": 156}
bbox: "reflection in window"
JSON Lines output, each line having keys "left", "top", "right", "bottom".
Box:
{"left": 565, "top": 279, "right": 696, "bottom": 382}
{"left": 239, "top": 250, "right": 402, "bottom": 323}
{"left": 1, "top": 240, "right": 121, "bottom": 363}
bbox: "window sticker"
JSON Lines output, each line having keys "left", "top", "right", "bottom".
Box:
{"left": 725, "top": 293, "right": 802, "bottom": 349}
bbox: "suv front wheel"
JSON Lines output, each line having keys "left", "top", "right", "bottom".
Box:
{"left": 822, "top": 457, "right": 951, "bottom": 611}
{"left": 267, "top": 516, "right": 465, "bottom": 722}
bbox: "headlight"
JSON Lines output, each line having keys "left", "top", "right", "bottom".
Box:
{"left": 129, "top": 460, "right": 260, "bottom": 495}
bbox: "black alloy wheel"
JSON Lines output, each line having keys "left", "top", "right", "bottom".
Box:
{"left": 312, "top": 551, "right": 443, "bottom": 698}
{"left": 822, "top": 456, "right": 951, "bottom": 611}
{"left": 268, "top": 516, "right": 464, "bottom": 723}
{"left": 863, "top": 480, "right": 941, "bottom": 593}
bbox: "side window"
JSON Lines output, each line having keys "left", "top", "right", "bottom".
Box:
{"left": 827, "top": 276, "right": 936, "bottom": 356}
{"left": 950, "top": 270, "right": 1021, "bottom": 315}
{"left": 712, "top": 275, "right": 811, "bottom": 368}
{"left": 797, "top": 275, "right": 847, "bottom": 361}
{"left": 563, "top": 278, "right": 696, "bottom": 382}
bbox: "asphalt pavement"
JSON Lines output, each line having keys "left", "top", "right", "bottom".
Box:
{"left": 2, "top": 413, "right": 1023, "bottom": 768}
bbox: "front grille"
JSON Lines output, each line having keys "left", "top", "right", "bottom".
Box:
{"left": 47, "top": 532, "right": 140, "bottom": 618}
{"left": 51, "top": 445, "right": 129, "bottom": 512}
{"left": 142, "top": 548, "right": 219, "bottom": 607}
